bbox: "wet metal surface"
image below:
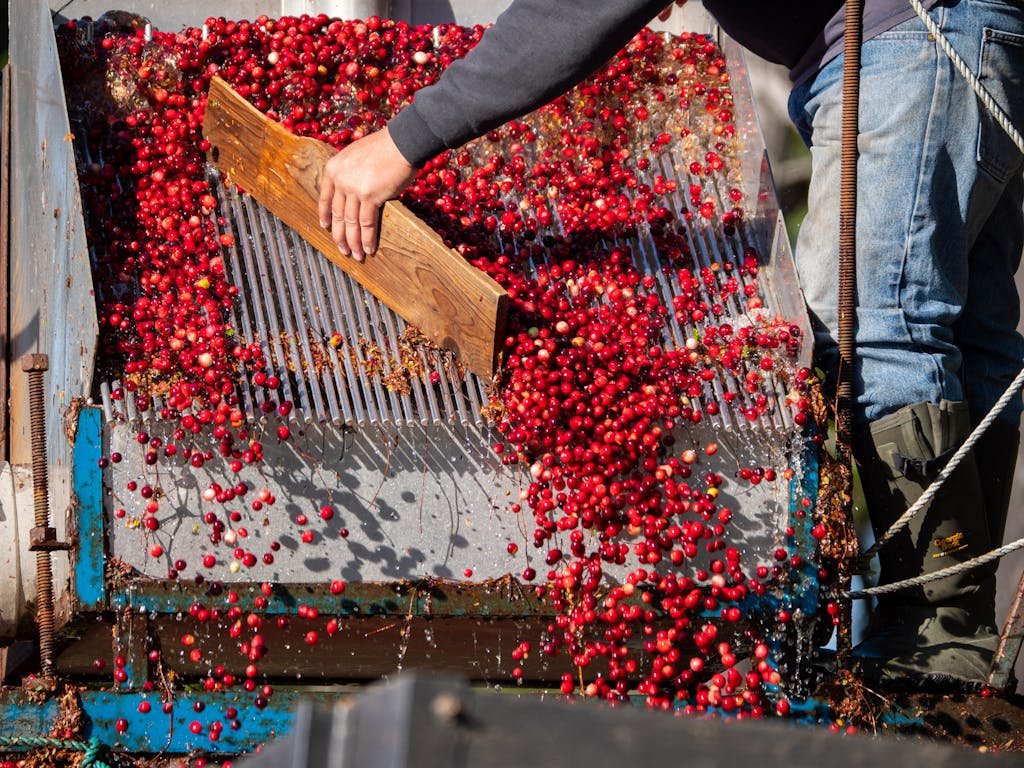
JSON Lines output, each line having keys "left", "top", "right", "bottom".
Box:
{"left": 8, "top": 0, "right": 97, "bottom": 627}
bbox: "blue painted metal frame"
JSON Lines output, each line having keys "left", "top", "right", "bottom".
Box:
{"left": 73, "top": 407, "right": 108, "bottom": 611}
{"left": 0, "top": 412, "right": 831, "bottom": 758}
{"left": 0, "top": 688, "right": 322, "bottom": 755}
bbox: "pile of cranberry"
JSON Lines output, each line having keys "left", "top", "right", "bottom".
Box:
{"left": 58, "top": 12, "right": 822, "bottom": 731}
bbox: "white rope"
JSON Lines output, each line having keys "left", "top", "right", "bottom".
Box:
{"left": 859, "top": 1, "right": 1024, "bottom": 561}
{"left": 848, "top": 536, "right": 1024, "bottom": 599}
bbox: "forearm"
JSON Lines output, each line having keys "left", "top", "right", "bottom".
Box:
{"left": 388, "top": 0, "right": 669, "bottom": 167}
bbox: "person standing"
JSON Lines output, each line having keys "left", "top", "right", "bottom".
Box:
{"left": 318, "top": 0, "right": 1024, "bottom": 690}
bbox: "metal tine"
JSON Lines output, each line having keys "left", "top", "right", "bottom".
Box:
{"left": 276, "top": 227, "right": 341, "bottom": 424}
{"left": 125, "top": 380, "right": 138, "bottom": 422}
{"left": 671, "top": 171, "right": 779, "bottom": 434}
{"left": 676, "top": 168, "right": 746, "bottom": 319}
{"left": 472, "top": 373, "right": 492, "bottom": 418}
{"left": 314, "top": 248, "right": 371, "bottom": 427}
{"left": 426, "top": 347, "right": 460, "bottom": 424}
{"left": 703, "top": 176, "right": 775, "bottom": 326}
{"left": 648, "top": 155, "right": 748, "bottom": 430}
{"left": 417, "top": 347, "right": 444, "bottom": 425}
{"left": 461, "top": 365, "right": 484, "bottom": 424}
{"left": 667, "top": 163, "right": 765, "bottom": 438}
{"left": 375, "top": 301, "right": 421, "bottom": 426}
{"left": 657, "top": 153, "right": 757, "bottom": 429}
{"left": 237, "top": 196, "right": 301, "bottom": 413}
{"left": 631, "top": 216, "right": 689, "bottom": 346}
{"left": 299, "top": 237, "right": 360, "bottom": 424}
{"left": 253, "top": 203, "right": 316, "bottom": 419}
{"left": 228, "top": 194, "right": 293, "bottom": 410}
{"left": 699, "top": 174, "right": 793, "bottom": 432}
{"left": 207, "top": 177, "right": 258, "bottom": 416}
{"left": 330, "top": 269, "right": 385, "bottom": 426}
{"left": 637, "top": 220, "right": 738, "bottom": 432}
{"left": 443, "top": 358, "right": 472, "bottom": 426}
{"left": 398, "top": 321, "right": 433, "bottom": 426}
{"left": 100, "top": 381, "right": 114, "bottom": 423}
{"left": 625, "top": 223, "right": 735, "bottom": 433}
{"left": 288, "top": 230, "right": 349, "bottom": 425}
{"left": 338, "top": 271, "right": 395, "bottom": 424}
{"left": 257, "top": 205, "right": 328, "bottom": 422}
{"left": 666, "top": 161, "right": 768, "bottom": 439}
{"left": 363, "top": 294, "right": 410, "bottom": 426}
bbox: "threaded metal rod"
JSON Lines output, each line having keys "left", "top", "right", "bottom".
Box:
{"left": 23, "top": 353, "right": 55, "bottom": 679}
{"left": 835, "top": 0, "right": 863, "bottom": 666}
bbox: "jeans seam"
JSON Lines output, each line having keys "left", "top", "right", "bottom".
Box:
{"left": 900, "top": 31, "right": 946, "bottom": 382}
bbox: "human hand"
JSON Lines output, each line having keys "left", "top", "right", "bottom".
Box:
{"left": 657, "top": 0, "right": 687, "bottom": 22}
{"left": 317, "top": 126, "right": 418, "bottom": 261}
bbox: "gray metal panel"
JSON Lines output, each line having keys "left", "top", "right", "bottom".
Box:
{"left": 241, "top": 674, "right": 1021, "bottom": 768}
{"left": 9, "top": 0, "right": 98, "bottom": 614}
{"left": 104, "top": 419, "right": 791, "bottom": 584}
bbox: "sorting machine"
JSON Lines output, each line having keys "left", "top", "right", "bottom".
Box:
{"left": 0, "top": 0, "right": 821, "bottom": 755}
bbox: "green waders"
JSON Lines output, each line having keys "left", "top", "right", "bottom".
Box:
{"left": 853, "top": 400, "right": 1009, "bottom": 688}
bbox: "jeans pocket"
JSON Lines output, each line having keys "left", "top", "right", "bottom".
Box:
{"left": 977, "top": 27, "right": 1024, "bottom": 183}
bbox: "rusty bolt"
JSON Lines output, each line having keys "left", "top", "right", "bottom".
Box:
{"left": 21, "top": 353, "right": 49, "bottom": 372}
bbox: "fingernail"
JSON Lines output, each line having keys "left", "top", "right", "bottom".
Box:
{"left": 362, "top": 245, "right": 375, "bottom": 256}
{"left": 320, "top": 220, "right": 328, "bottom": 228}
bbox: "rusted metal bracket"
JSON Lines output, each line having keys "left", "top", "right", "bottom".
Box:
{"left": 28, "top": 526, "right": 70, "bottom": 552}
{"left": 988, "top": 567, "right": 1024, "bottom": 691}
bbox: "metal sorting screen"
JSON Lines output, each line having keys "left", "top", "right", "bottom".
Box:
{"left": 96, "top": 159, "right": 801, "bottom": 583}
{"left": 73, "top": 29, "right": 809, "bottom": 587}
{"left": 95, "top": 156, "right": 800, "bottom": 435}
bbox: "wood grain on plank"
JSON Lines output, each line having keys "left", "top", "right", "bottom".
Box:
{"left": 203, "top": 76, "right": 507, "bottom": 378}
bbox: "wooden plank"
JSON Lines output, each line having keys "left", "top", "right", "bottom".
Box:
{"left": 56, "top": 614, "right": 571, "bottom": 683}
{"left": 203, "top": 76, "right": 508, "bottom": 379}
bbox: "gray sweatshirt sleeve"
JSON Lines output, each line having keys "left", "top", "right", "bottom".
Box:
{"left": 387, "top": 0, "right": 669, "bottom": 167}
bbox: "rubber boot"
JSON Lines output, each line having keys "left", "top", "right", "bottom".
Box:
{"left": 853, "top": 400, "right": 1000, "bottom": 690}
{"left": 969, "top": 411, "right": 1019, "bottom": 551}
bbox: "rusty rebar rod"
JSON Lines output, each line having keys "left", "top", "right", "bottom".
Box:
{"left": 835, "top": 0, "right": 863, "bottom": 666}
{"left": 22, "top": 353, "right": 56, "bottom": 679}
{"left": 988, "top": 567, "right": 1024, "bottom": 691}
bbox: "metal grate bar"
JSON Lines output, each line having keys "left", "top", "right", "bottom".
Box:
{"left": 98, "top": 148, "right": 800, "bottom": 436}
{"left": 375, "top": 299, "right": 421, "bottom": 426}
{"left": 286, "top": 228, "right": 349, "bottom": 425}
{"left": 333, "top": 269, "right": 388, "bottom": 426}
{"left": 229, "top": 194, "right": 297, "bottom": 412}
{"left": 417, "top": 348, "right": 444, "bottom": 426}
{"left": 309, "top": 242, "right": 369, "bottom": 427}
{"left": 209, "top": 183, "right": 258, "bottom": 419}
{"left": 363, "top": 294, "right": 411, "bottom": 426}
{"left": 257, "top": 204, "right": 329, "bottom": 422}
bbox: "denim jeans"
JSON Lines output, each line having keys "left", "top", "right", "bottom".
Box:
{"left": 788, "top": 0, "right": 1024, "bottom": 426}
